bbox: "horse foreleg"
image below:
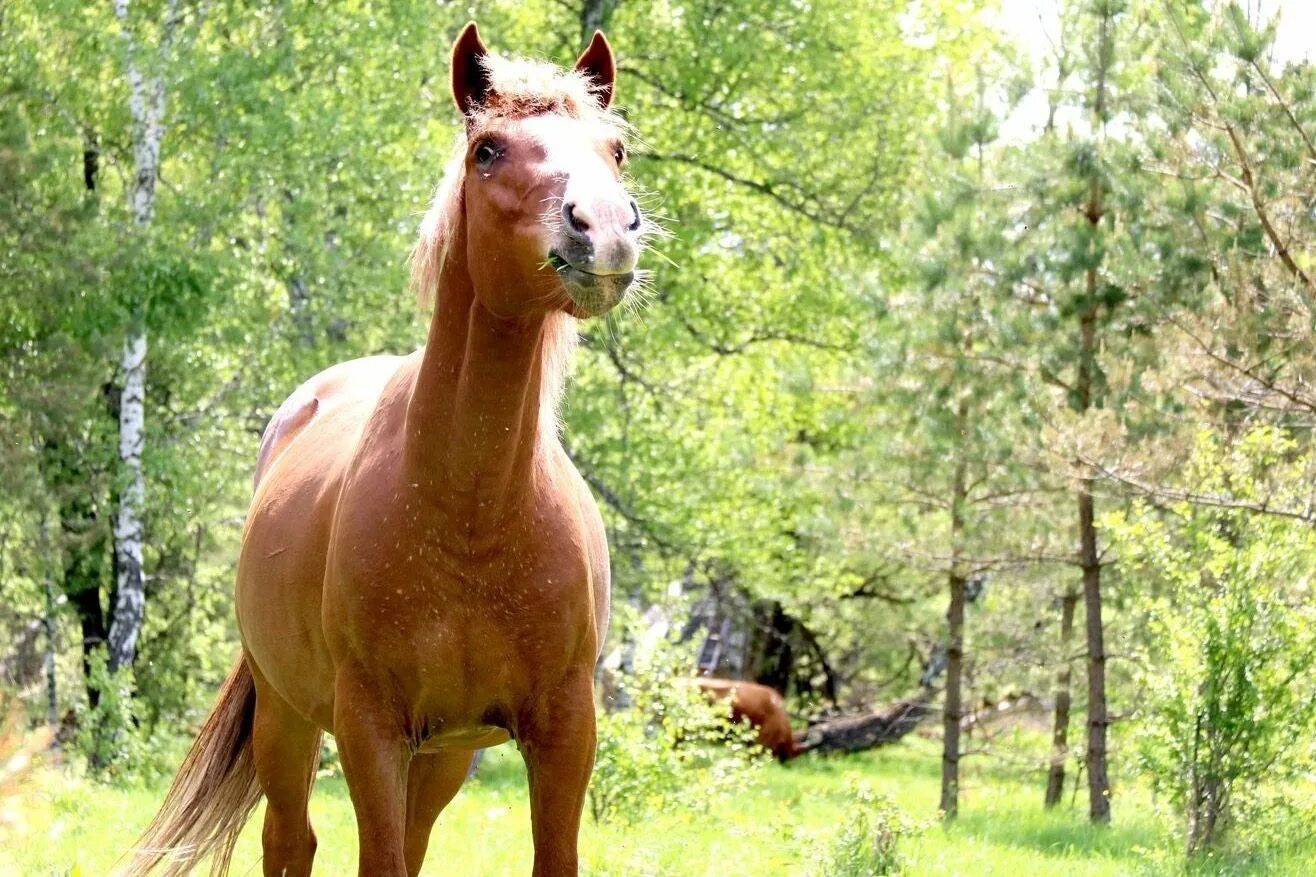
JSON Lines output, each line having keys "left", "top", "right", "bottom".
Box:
{"left": 251, "top": 667, "right": 323, "bottom": 877}
{"left": 334, "top": 667, "right": 411, "bottom": 877}
{"left": 402, "top": 749, "right": 475, "bottom": 876}
{"left": 520, "top": 671, "right": 597, "bottom": 877}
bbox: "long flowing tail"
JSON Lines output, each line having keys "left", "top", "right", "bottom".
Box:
{"left": 117, "top": 656, "right": 262, "bottom": 877}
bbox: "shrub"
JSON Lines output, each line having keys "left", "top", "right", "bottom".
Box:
{"left": 588, "top": 637, "right": 764, "bottom": 825}
{"left": 75, "top": 650, "right": 175, "bottom": 783}
{"left": 809, "top": 784, "right": 923, "bottom": 877}
{"left": 1107, "top": 428, "right": 1316, "bottom": 855}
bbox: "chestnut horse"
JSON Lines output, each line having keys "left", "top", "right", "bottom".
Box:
{"left": 123, "top": 23, "right": 643, "bottom": 877}
{"left": 695, "top": 677, "right": 801, "bottom": 761}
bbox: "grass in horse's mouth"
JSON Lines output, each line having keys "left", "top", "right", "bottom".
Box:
{"left": 549, "top": 252, "right": 612, "bottom": 278}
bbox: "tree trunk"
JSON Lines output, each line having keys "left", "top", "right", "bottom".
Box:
{"left": 1075, "top": 5, "right": 1113, "bottom": 825}
{"left": 941, "top": 571, "right": 965, "bottom": 819}
{"left": 1044, "top": 588, "right": 1079, "bottom": 807}
{"left": 750, "top": 599, "right": 795, "bottom": 695}
{"left": 108, "top": 330, "right": 148, "bottom": 672}
{"left": 580, "top": 0, "right": 620, "bottom": 47}
{"left": 941, "top": 415, "right": 969, "bottom": 820}
{"left": 60, "top": 128, "right": 111, "bottom": 706}
{"left": 1188, "top": 772, "right": 1227, "bottom": 854}
{"left": 42, "top": 517, "right": 59, "bottom": 732}
{"left": 40, "top": 437, "right": 112, "bottom": 707}
{"left": 70, "top": 574, "right": 108, "bottom": 706}
{"left": 105, "top": 0, "right": 173, "bottom": 673}
{"left": 1186, "top": 713, "right": 1229, "bottom": 853}
{"left": 1078, "top": 475, "right": 1111, "bottom": 823}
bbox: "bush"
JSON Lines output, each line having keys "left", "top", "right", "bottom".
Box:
{"left": 75, "top": 650, "right": 175, "bottom": 783}
{"left": 809, "top": 784, "right": 923, "bottom": 877}
{"left": 589, "top": 637, "right": 765, "bottom": 825}
{"left": 1107, "top": 428, "right": 1316, "bottom": 856}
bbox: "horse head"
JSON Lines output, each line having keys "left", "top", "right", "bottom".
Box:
{"left": 416, "top": 22, "right": 646, "bottom": 321}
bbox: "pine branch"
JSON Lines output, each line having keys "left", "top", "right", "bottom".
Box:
{"left": 1079, "top": 454, "right": 1316, "bottom": 523}
{"left": 1249, "top": 59, "right": 1316, "bottom": 166}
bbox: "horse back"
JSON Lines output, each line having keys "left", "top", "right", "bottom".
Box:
{"left": 253, "top": 355, "right": 406, "bottom": 489}
{"left": 696, "top": 677, "right": 798, "bottom": 760}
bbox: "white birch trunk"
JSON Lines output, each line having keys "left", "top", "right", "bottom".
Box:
{"left": 109, "top": 331, "right": 148, "bottom": 671}
{"left": 105, "top": 0, "right": 174, "bottom": 672}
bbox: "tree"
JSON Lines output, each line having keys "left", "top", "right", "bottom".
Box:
{"left": 1016, "top": 0, "right": 1151, "bottom": 823}
{"left": 103, "top": 0, "right": 181, "bottom": 673}
{"left": 1069, "top": 0, "right": 1118, "bottom": 824}
{"left": 900, "top": 60, "right": 1062, "bottom": 817}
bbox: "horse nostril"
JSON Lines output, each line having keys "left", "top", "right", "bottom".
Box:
{"left": 563, "top": 201, "right": 590, "bottom": 236}
{"left": 627, "top": 199, "right": 642, "bottom": 233}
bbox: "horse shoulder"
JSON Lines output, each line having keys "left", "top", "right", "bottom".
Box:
{"left": 555, "top": 448, "right": 611, "bottom": 658}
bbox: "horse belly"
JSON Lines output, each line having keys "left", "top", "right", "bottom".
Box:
{"left": 381, "top": 611, "right": 529, "bottom": 743}
{"left": 416, "top": 726, "right": 511, "bottom": 753}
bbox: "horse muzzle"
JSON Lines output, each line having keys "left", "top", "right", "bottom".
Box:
{"left": 547, "top": 251, "right": 634, "bottom": 316}
{"left": 550, "top": 193, "right": 641, "bottom": 316}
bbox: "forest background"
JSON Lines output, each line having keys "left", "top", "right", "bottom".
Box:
{"left": 3, "top": 0, "right": 1316, "bottom": 873}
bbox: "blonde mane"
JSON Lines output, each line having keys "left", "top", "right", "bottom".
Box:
{"left": 408, "top": 53, "right": 628, "bottom": 435}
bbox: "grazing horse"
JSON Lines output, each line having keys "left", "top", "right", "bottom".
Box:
{"left": 695, "top": 677, "right": 801, "bottom": 761}
{"left": 122, "top": 23, "right": 644, "bottom": 877}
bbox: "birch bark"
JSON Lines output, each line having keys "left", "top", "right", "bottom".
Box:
{"left": 105, "top": 0, "right": 176, "bottom": 672}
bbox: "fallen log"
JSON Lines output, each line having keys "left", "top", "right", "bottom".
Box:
{"left": 795, "top": 695, "right": 935, "bottom": 756}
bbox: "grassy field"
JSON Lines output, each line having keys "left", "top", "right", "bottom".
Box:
{"left": 5, "top": 735, "right": 1314, "bottom": 876}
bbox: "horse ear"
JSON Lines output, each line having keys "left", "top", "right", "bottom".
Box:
{"left": 451, "top": 21, "right": 490, "bottom": 116}
{"left": 574, "top": 31, "right": 616, "bottom": 108}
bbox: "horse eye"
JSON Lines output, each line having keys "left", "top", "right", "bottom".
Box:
{"left": 612, "top": 144, "right": 626, "bottom": 166}
{"left": 473, "top": 140, "right": 501, "bottom": 166}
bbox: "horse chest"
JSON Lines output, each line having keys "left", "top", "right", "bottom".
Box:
{"left": 327, "top": 498, "right": 595, "bottom": 685}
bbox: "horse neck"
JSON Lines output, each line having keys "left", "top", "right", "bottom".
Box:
{"left": 405, "top": 241, "right": 558, "bottom": 530}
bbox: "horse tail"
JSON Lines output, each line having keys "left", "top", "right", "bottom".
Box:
{"left": 117, "top": 656, "right": 262, "bottom": 877}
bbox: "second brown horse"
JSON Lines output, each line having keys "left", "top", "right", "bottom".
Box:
{"left": 695, "top": 677, "right": 802, "bottom": 761}
{"left": 123, "top": 23, "right": 644, "bottom": 877}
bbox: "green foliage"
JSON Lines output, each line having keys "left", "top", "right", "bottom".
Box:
{"left": 589, "top": 638, "right": 764, "bottom": 825}
{"left": 809, "top": 784, "right": 925, "bottom": 877}
{"left": 74, "top": 651, "right": 174, "bottom": 784}
{"left": 1108, "top": 428, "right": 1316, "bottom": 855}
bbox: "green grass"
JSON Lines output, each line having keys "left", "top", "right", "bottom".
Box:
{"left": 5, "top": 736, "right": 1314, "bottom": 876}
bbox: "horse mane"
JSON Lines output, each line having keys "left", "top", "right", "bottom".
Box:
{"left": 409, "top": 53, "right": 626, "bottom": 435}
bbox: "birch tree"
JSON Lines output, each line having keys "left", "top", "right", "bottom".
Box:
{"left": 104, "top": 0, "right": 179, "bottom": 673}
